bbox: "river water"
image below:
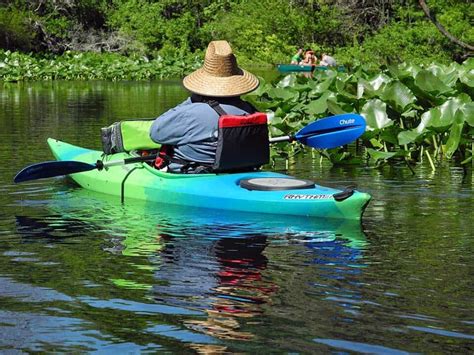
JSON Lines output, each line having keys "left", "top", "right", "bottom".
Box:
{"left": 0, "top": 80, "right": 472, "bottom": 353}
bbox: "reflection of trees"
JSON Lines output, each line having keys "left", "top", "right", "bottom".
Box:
{"left": 0, "top": 81, "right": 187, "bottom": 158}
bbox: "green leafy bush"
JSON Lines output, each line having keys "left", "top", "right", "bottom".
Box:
{"left": 0, "top": 50, "right": 202, "bottom": 81}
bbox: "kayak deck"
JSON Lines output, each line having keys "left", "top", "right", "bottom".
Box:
{"left": 47, "top": 138, "right": 371, "bottom": 220}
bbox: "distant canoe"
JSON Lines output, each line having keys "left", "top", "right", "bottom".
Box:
{"left": 277, "top": 64, "right": 314, "bottom": 72}
{"left": 277, "top": 64, "right": 346, "bottom": 73}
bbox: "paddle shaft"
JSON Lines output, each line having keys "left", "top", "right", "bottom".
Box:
{"left": 269, "top": 135, "right": 294, "bottom": 143}
{"left": 98, "top": 154, "right": 158, "bottom": 169}
{"left": 14, "top": 114, "right": 365, "bottom": 183}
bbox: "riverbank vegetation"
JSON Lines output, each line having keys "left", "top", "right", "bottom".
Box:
{"left": 1, "top": 1, "right": 472, "bottom": 71}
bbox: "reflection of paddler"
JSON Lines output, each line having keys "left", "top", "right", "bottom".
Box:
{"left": 184, "top": 236, "right": 277, "bottom": 340}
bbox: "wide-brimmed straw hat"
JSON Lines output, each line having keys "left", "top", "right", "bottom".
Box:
{"left": 183, "top": 40, "right": 259, "bottom": 97}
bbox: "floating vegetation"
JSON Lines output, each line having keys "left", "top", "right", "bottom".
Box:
{"left": 0, "top": 50, "right": 202, "bottom": 81}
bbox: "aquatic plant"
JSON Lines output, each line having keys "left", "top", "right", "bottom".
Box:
{"left": 0, "top": 50, "right": 202, "bottom": 81}
{"left": 246, "top": 59, "right": 474, "bottom": 170}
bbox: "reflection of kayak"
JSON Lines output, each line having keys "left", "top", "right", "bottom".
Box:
{"left": 276, "top": 64, "right": 346, "bottom": 72}
{"left": 37, "top": 187, "right": 368, "bottom": 251}
{"left": 48, "top": 139, "right": 370, "bottom": 220}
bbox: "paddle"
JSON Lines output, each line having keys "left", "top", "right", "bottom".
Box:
{"left": 269, "top": 113, "right": 366, "bottom": 149}
{"left": 14, "top": 113, "right": 366, "bottom": 183}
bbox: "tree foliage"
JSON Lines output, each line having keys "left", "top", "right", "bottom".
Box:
{"left": 0, "top": 0, "right": 472, "bottom": 65}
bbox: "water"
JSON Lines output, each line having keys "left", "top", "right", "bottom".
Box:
{"left": 0, "top": 80, "right": 473, "bottom": 353}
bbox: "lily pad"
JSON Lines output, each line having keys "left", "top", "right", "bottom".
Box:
{"left": 361, "top": 99, "right": 393, "bottom": 130}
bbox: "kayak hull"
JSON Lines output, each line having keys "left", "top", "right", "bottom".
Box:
{"left": 277, "top": 64, "right": 314, "bottom": 72}
{"left": 276, "top": 64, "right": 346, "bottom": 73}
{"left": 47, "top": 139, "right": 371, "bottom": 220}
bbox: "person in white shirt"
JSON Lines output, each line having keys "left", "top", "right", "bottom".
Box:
{"left": 320, "top": 53, "right": 336, "bottom": 67}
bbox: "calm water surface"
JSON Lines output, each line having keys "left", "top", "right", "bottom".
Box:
{"left": 0, "top": 80, "right": 473, "bottom": 353}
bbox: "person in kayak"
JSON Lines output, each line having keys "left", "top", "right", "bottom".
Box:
{"left": 149, "top": 40, "right": 262, "bottom": 173}
{"left": 299, "top": 49, "right": 317, "bottom": 66}
{"left": 320, "top": 53, "right": 336, "bottom": 67}
{"left": 290, "top": 48, "right": 304, "bottom": 64}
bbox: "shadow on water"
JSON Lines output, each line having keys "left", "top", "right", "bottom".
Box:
{"left": 5, "top": 186, "right": 368, "bottom": 352}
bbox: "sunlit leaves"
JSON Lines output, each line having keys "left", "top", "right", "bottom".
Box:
{"left": 305, "top": 92, "right": 331, "bottom": 115}
{"left": 380, "top": 81, "right": 416, "bottom": 112}
{"left": 445, "top": 110, "right": 465, "bottom": 159}
{"left": 462, "top": 102, "right": 474, "bottom": 127}
{"left": 361, "top": 99, "right": 393, "bottom": 130}
{"left": 415, "top": 70, "right": 453, "bottom": 95}
{"left": 253, "top": 59, "right": 472, "bottom": 167}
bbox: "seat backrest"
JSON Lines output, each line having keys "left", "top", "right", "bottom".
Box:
{"left": 213, "top": 113, "right": 269, "bottom": 172}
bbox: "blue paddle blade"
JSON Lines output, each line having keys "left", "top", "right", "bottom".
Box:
{"left": 14, "top": 161, "right": 97, "bottom": 183}
{"left": 295, "top": 113, "right": 366, "bottom": 149}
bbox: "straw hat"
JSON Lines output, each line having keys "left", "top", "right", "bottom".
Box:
{"left": 183, "top": 41, "right": 259, "bottom": 97}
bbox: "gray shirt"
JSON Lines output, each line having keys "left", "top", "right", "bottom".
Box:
{"left": 321, "top": 55, "right": 336, "bottom": 67}
{"left": 150, "top": 96, "right": 256, "bottom": 170}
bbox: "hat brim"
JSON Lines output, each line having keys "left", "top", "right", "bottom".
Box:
{"left": 183, "top": 68, "right": 259, "bottom": 97}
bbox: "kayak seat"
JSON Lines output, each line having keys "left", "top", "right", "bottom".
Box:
{"left": 212, "top": 113, "right": 270, "bottom": 173}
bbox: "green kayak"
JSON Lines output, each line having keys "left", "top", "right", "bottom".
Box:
{"left": 276, "top": 64, "right": 346, "bottom": 73}
{"left": 46, "top": 138, "right": 371, "bottom": 220}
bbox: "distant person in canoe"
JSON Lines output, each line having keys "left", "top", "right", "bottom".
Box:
{"left": 299, "top": 49, "right": 317, "bottom": 66}
{"left": 290, "top": 48, "right": 304, "bottom": 64}
{"left": 149, "top": 40, "right": 269, "bottom": 174}
{"left": 320, "top": 53, "right": 336, "bottom": 67}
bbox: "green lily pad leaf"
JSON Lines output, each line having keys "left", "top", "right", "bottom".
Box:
{"left": 445, "top": 110, "right": 465, "bottom": 159}
{"left": 427, "top": 63, "right": 459, "bottom": 87}
{"left": 335, "top": 78, "right": 357, "bottom": 99}
{"left": 368, "top": 73, "right": 392, "bottom": 91}
{"left": 269, "top": 125, "right": 285, "bottom": 136}
{"left": 462, "top": 58, "right": 474, "bottom": 70}
{"left": 305, "top": 92, "right": 330, "bottom": 115}
{"left": 327, "top": 98, "right": 346, "bottom": 115}
{"left": 361, "top": 99, "right": 393, "bottom": 130}
{"left": 273, "top": 108, "right": 285, "bottom": 119}
{"left": 277, "top": 75, "right": 297, "bottom": 88}
{"left": 459, "top": 68, "right": 474, "bottom": 88}
{"left": 388, "top": 63, "right": 422, "bottom": 80}
{"left": 398, "top": 129, "right": 422, "bottom": 145}
{"left": 366, "top": 148, "right": 398, "bottom": 161}
{"left": 381, "top": 81, "right": 416, "bottom": 112}
{"left": 461, "top": 102, "right": 474, "bottom": 127}
{"left": 417, "top": 96, "right": 468, "bottom": 130}
{"left": 416, "top": 107, "right": 441, "bottom": 132}
{"left": 415, "top": 69, "right": 453, "bottom": 95}
{"left": 310, "top": 77, "right": 335, "bottom": 95}
{"left": 402, "top": 109, "right": 418, "bottom": 118}
{"left": 267, "top": 87, "right": 297, "bottom": 101}
{"left": 380, "top": 125, "right": 401, "bottom": 145}
{"left": 437, "top": 96, "right": 467, "bottom": 126}
{"left": 291, "top": 82, "right": 312, "bottom": 93}
{"left": 252, "top": 100, "right": 276, "bottom": 111}
{"left": 369, "top": 138, "right": 384, "bottom": 148}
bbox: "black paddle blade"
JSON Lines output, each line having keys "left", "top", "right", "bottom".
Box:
{"left": 14, "top": 161, "right": 97, "bottom": 183}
